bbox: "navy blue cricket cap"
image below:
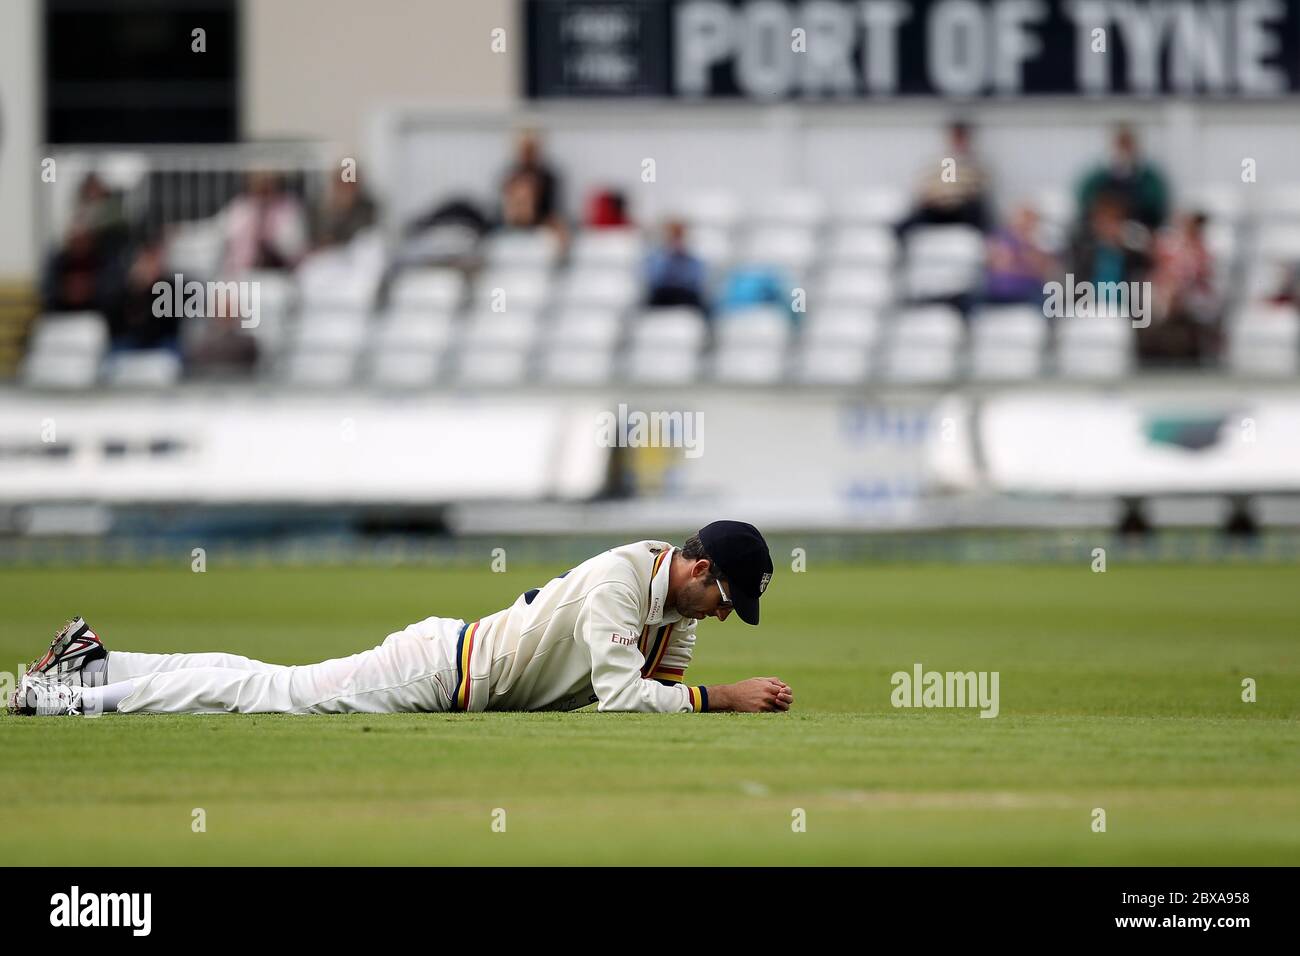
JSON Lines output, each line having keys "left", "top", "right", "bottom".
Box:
{"left": 698, "top": 520, "right": 773, "bottom": 626}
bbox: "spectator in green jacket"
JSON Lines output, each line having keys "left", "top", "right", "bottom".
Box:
{"left": 1077, "top": 124, "right": 1169, "bottom": 230}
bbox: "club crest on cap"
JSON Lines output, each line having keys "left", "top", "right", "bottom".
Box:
{"left": 758, "top": 571, "right": 771, "bottom": 595}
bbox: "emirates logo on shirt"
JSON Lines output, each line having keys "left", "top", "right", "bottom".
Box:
{"left": 611, "top": 632, "right": 638, "bottom": 647}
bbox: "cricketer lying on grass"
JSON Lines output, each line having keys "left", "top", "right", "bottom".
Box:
{"left": 10, "top": 521, "right": 792, "bottom": 717}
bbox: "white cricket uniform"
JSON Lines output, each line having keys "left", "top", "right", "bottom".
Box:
{"left": 112, "top": 541, "right": 710, "bottom": 715}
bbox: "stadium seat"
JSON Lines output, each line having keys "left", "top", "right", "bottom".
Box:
{"left": 882, "top": 306, "right": 964, "bottom": 383}
{"left": 21, "top": 312, "right": 109, "bottom": 389}
{"left": 1227, "top": 305, "right": 1300, "bottom": 376}
{"left": 388, "top": 268, "right": 466, "bottom": 312}
{"left": 102, "top": 350, "right": 183, "bottom": 388}
{"left": 826, "top": 227, "right": 899, "bottom": 268}
{"left": 738, "top": 227, "right": 817, "bottom": 273}
{"left": 292, "top": 309, "right": 370, "bottom": 352}
{"left": 374, "top": 310, "right": 456, "bottom": 350}
{"left": 677, "top": 190, "right": 741, "bottom": 229}
{"left": 297, "top": 249, "right": 381, "bottom": 311}
{"left": 539, "top": 344, "right": 617, "bottom": 384}
{"left": 284, "top": 350, "right": 357, "bottom": 387}
{"left": 711, "top": 306, "right": 793, "bottom": 384}
{"left": 456, "top": 348, "right": 531, "bottom": 385}
{"left": 818, "top": 267, "right": 894, "bottom": 309}
{"left": 752, "top": 189, "right": 826, "bottom": 228}
{"left": 1256, "top": 224, "right": 1300, "bottom": 261}
{"left": 1055, "top": 314, "right": 1134, "bottom": 379}
{"left": 625, "top": 307, "right": 708, "bottom": 383}
{"left": 793, "top": 342, "right": 872, "bottom": 384}
{"left": 482, "top": 229, "right": 561, "bottom": 268}
{"left": 1257, "top": 185, "right": 1300, "bottom": 221}
{"left": 834, "top": 188, "right": 908, "bottom": 226}
{"left": 472, "top": 268, "right": 552, "bottom": 312}
{"left": 551, "top": 309, "right": 624, "bottom": 349}
{"left": 555, "top": 267, "right": 642, "bottom": 311}
{"left": 903, "top": 225, "right": 985, "bottom": 300}
{"left": 461, "top": 310, "right": 540, "bottom": 351}
{"left": 27, "top": 312, "right": 110, "bottom": 355}
{"left": 456, "top": 311, "right": 540, "bottom": 385}
{"left": 801, "top": 308, "right": 883, "bottom": 349}
{"left": 687, "top": 226, "right": 733, "bottom": 272}
{"left": 369, "top": 349, "right": 443, "bottom": 388}
{"left": 969, "top": 305, "right": 1047, "bottom": 381}
{"left": 570, "top": 228, "right": 644, "bottom": 268}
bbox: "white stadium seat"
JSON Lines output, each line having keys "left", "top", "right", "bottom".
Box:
{"left": 826, "top": 227, "right": 899, "bottom": 268}
{"left": 374, "top": 310, "right": 456, "bottom": 350}
{"left": 473, "top": 268, "right": 552, "bottom": 312}
{"left": 456, "top": 348, "right": 531, "bottom": 386}
{"left": 369, "top": 349, "right": 443, "bottom": 388}
{"left": 103, "top": 350, "right": 183, "bottom": 388}
{"left": 970, "top": 305, "right": 1047, "bottom": 381}
{"left": 570, "top": 229, "right": 645, "bottom": 268}
{"left": 28, "top": 312, "right": 110, "bottom": 355}
{"left": 738, "top": 227, "right": 817, "bottom": 273}
{"left": 539, "top": 344, "right": 617, "bottom": 385}
{"left": 883, "top": 306, "right": 964, "bottom": 383}
{"left": 482, "top": 229, "right": 561, "bottom": 268}
{"left": 552, "top": 309, "right": 624, "bottom": 348}
{"left": 555, "top": 268, "right": 642, "bottom": 311}
{"left": 834, "top": 188, "right": 908, "bottom": 226}
{"left": 284, "top": 350, "right": 357, "bottom": 387}
{"left": 629, "top": 307, "right": 708, "bottom": 351}
{"left": 794, "top": 342, "right": 872, "bottom": 384}
{"left": 676, "top": 190, "right": 741, "bottom": 229}
{"left": 1055, "top": 314, "right": 1134, "bottom": 379}
{"left": 1227, "top": 305, "right": 1300, "bottom": 376}
{"left": 802, "top": 309, "right": 883, "bottom": 349}
{"left": 818, "top": 268, "right": 894, "bottom": 309}
{"left": 712, "top": 306, "right": 792, "bottom": 384}
{"left": 752, "top": 189, "right": 827, "bottom": 228}
{"left": 388, "top": 268, "right": 465, "bottom": 312}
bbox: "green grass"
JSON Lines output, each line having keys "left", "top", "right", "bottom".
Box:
{"left": 1, "top": 562, "right": 1298, "bottom": 865}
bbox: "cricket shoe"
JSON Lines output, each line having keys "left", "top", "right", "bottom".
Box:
{"left": 7, "top": 673, "right": 84, "bottom": 717}
{"left": 26, "top": 617, "right": 107, "bottom": 687}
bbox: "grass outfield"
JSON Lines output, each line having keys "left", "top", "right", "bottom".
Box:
{"left": 1, "top": 562, "right": 1297, "bottom": 865}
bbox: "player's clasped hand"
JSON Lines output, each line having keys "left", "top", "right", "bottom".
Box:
{"left": 726, "top": 676, "right": 794, "bottom": 713}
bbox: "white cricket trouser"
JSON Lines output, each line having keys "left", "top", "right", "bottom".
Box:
{"left": 111, "top": 616, "right": 466, "bottom": 715}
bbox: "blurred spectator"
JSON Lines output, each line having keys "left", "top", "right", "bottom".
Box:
{"left": 71, "top": 172, "right": 130, "bottom": 252}
{"left": 219, "top": 170, "right": 308, "bottom": 274}
{"left": 1140, "top": 211, "right": 1222, "bottom": 366}
{"left": 1070, "top": 192, "right": 1152, "bottom": 291}
{"left": 311, "top": 175, "right": 377, "bottom": 249}
{"left": 717, "top": 264, "right": 794, "bottom": 322}
{"left": 500, "top": 129, "right": 561, "bottom": 225}
{"left": 1077, "top": 125, "right": 1169, "bottom": 230}
{"left": 585, "top": 188, "right": 630, "bottom": 228}
{"left": 983, "top": 204, "right": 1058, "bottom": 305}
{"left": 41, "top": 218, "right": 115, "bottom": 314}
{"left": 106, "top": 232, "right": 180, "bottom": 352}
{"left": 897, "top": 121, "right": 991, "bottom": 236}
{"left": 185, "top": 313, "right": 259, "bottom": 379}
{"left": 645, "top": 220, "right": 708, "bottom": 312}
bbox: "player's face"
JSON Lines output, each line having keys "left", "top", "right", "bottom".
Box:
{"left": 674, "top": 563, "right": 734, "bottom": 622}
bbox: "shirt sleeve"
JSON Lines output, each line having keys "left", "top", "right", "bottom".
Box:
{"left": 575, "top": 582, "right": 709, "bottom": 713}
{"left": 647, "top": 620, "right": 697, "bottom": 685}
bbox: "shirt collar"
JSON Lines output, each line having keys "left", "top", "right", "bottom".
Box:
{"left": 646, "top": 545, "right": 679, "bottom": 626}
